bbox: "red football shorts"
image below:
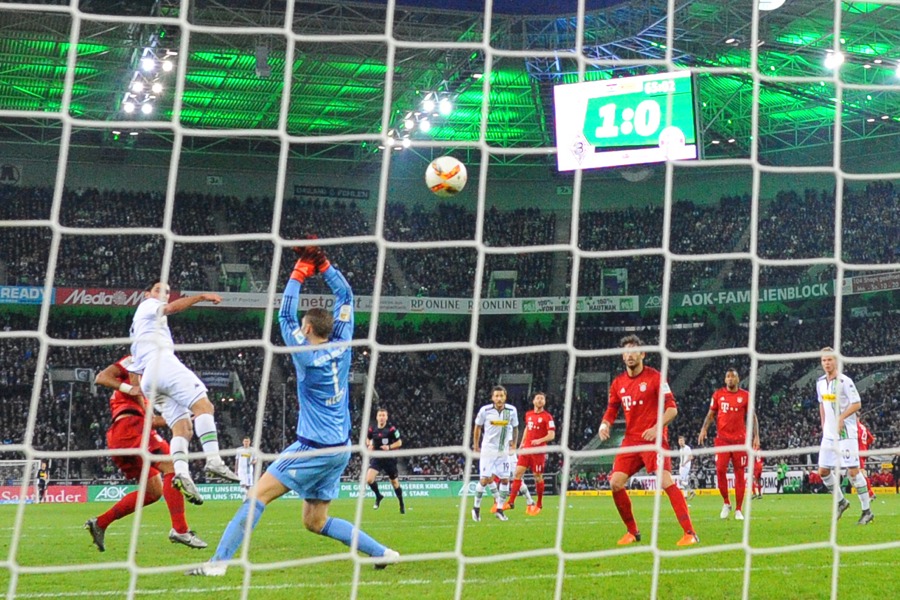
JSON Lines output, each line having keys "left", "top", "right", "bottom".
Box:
{"left": 106, "top": 415, "right": 169, "bottom": 480}
{"left": 715, "top": 440, "right": 748, "bottom": 473}
{"left": 516, "top": 453, "right": 546, "bottom": 474}
{"left": 612, "top": 444, "right": 672, "bottom": 477}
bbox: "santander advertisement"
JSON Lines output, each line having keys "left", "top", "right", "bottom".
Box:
{"left": 55, "top": 288, "right": 181, "bottom": 307}
{"left": 0, "top": 485, "right": 87, "bottom": 504}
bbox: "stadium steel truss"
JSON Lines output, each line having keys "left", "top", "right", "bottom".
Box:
{"left": 1, "top": 0, "right": 899, "bottom": 170}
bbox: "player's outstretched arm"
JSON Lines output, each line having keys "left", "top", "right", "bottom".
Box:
{"left": 162, "top": 292, "right": 221, "bottom": 316}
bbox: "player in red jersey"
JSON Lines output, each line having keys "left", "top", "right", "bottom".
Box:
{"left": 83, "top": 356, "right": 207, "bottom": 552}
{"left": 599, "top": 335, "right": 698, "bottom": 547}
{"left": 751, "top": 453, "right": 764, "bottom": 499}
{"left": 858, "top": 420, "right": 875, "bottom": 500}
{"left": 504, "top": 391, "right": 555, "bottom": 515}
{"left": 698, "top": 367, "right": 759, "bottom": 522}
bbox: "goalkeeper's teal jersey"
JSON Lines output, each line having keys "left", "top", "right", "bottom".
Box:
{"left": 278, "top": 266, "right": 354, "bottom": 447}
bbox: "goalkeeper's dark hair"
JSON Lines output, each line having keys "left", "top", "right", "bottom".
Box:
{"left": 620, "top": 334, "right": 643, "bottom": 348}
{"left": 304, "top": 308, "right": 333, "bottom": 339}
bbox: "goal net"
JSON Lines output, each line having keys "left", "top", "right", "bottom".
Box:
{"left": 0, "top": 461, "right": 41, "bottom": 505}
{"left": 1, "top": 0, "right": 898, "bottom": 599}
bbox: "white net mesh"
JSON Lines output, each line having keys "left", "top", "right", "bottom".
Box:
{"left": 1, "top": 0, "right": 899, "bottom": 599}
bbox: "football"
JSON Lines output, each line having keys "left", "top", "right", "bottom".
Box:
{"left": 425, "top": 156, "right": 467, "bottom": 196}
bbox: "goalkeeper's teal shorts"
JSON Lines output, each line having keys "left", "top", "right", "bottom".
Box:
{"left": 269, "top": 440, "right": 351, "bottom": 501}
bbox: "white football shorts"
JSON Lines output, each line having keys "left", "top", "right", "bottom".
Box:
{"left": 139, "top": 353, "right": 208, "bottom": 427}
{"left": 479, "top": 450, "right": 512, "bottom": 480}
{"left": 817, "top": 437, "right": 860, "bottom": 470}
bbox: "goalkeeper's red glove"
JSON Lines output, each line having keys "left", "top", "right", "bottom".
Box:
{"left": 290, "top": 244, "right": 318, "bottom": 283}
{"left": 310, "top": 247, "right": 331, "bottom": 273}
{"left": 293, "top": 234, "right": 331, "bottom": 274}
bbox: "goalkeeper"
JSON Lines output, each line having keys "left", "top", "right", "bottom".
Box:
{"left": 188, "top": 241, "right": 398, "bottom": 576}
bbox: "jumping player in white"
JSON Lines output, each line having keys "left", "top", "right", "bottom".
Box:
{"left": 128, "top": 281, "right": 239, "bottom": 505}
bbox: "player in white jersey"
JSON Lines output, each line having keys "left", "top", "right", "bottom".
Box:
{"left": 472, "top": 386, "right": 518, "bottom": 522}
{"left": 677, "top": 436, "right": 695, "bottom": 500}
{"left": 816, "top": 347, "right": 873, "bottom": 525}
{"left": 235, "top": 437, "right": 258, "bottom": 501}
{"left": 128, "top": 281, "right": 239, "bottom": 504}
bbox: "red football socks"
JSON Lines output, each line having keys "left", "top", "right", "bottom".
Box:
{"left": 508, "top": 479, "right": 522, "bottom": 504}
{"left": 733, "top": 468, "right": 746, "bottom": 511}
{"left": 664, "top": 484, "right": 695, "bottom": 534}
{"left": 97, "top": 485, "right": 162, "bottom": 530}
{"left": 163, "top": 472, "right": 189, "bottom": 534}
{"left": 612, "top": 489, "right": 638, "bottom": 535}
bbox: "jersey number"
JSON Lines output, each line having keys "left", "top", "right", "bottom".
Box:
{"left": 325, "top": 360, "right": 343, "bottom": 406}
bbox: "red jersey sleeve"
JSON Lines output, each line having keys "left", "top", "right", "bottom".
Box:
{"left": 662, "top": 380, "right": 676, "bottom": 411}
{"left": 602, "top": 388, "right": 621, "bottom": 425}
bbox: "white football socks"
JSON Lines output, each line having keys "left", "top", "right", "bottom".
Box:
{"left": 853, "top": 473, "right": 871, "bottom": 510}
{"left": 170, "top": 436, "right": 190, "bottom": 476}
{"left": 194, "top": 413, "right": 221, "bottom": 459}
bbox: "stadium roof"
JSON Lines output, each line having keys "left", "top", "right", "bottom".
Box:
{"left": 0, "top": 0, "right": 898, "bottom": 169}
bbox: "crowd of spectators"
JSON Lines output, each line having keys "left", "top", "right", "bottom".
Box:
{"left": 1, "top": 182, "right": 899, "bottom": 489}
{"left": 7, "top": 183, "right": 877, "bottom": 300}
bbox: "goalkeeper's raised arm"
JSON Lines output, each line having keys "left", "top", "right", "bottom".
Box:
{"left": 278, "top": 241, "right": 352, "bottom": 347}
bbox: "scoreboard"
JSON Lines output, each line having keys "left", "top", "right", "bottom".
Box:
{"left": 553, "top": 71, "right": 700, "bottom": 171}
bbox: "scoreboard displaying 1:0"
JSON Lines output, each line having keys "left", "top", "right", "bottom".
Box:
{"left": 553, "top": 71, "right": 700, "bottom": 171}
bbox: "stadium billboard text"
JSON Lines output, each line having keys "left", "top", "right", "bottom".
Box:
{"left": 89, "top": 484, "right": 245, "bottom": 502}
{"left": 335, "top": 481, "right": 464, "bottom": 499}
{"left": 0, "top": 485, "right": 86, "bottom": 504}
{"left": 0, "top": 285, "right": 52, "bottom": 304}
{"left": 41, "top": 272, "right": 894, "bottom": 315}
{"left": 184, "top": 291, "right": 640, "bottom": 314}
{"left": 89, "top": 481, "right": 506, "bottom": 501}
{"left": 849, "top": 271, "right": 900, "bottom": 293}
{"left": 56, "top": 287, "right": 171, "bottom": 307}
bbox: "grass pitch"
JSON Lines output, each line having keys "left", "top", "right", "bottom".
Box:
{"left": 1, "top": 492, "right": 897, "bottom": 599}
